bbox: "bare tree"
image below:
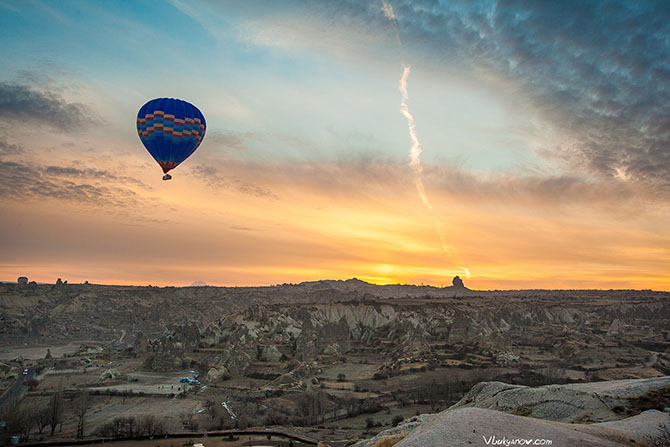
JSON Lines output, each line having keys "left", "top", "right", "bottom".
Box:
{"left": 207, "top": 404, "right": 232, "bottom": 430}
{"left": 36, "top": 406, "right": 51, "bottom": 434}
{"left": 73, "top": 392, "right": 89, "bottom": 439}
{"left": 1, "top": 403, "right": 33, "bottom": 441}
{"left": 17, "top": 405, "right": 34, "bottom": 441}
{"left": 48, "top": 385, "right": 64, "bottom": 436}
{"left": 95, "top": 416, "right": 140, "bottom": 437}
{"left": 123, "top": 415, "right": 138, "bottom": 436}
{"left": 139, "top": 414, "right": 165, "bottom": 437}
{"left": 204, "top": 400, "right": 217, "bottom": 421}
{"left": 236, "top": 414, "right": 248, "bottom": 430}
{"left": 298, "top": 390, "right": 329, "bottom": 425}
{"left": 316, "top": 390, "right": 328, "bottom": 424}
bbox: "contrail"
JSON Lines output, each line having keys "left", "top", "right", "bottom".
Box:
{"left": 381, "top": 0, "right": 402, "bottom": 46}
{"left": 399, "top": 64, "right": 447, "bottom": 250}
{"left": 381, "top": 0, "right": 395, "bottom": 20}
{"left": 383, "top": 1, "right": 470, "bottom": 278}
{"left": 399, "top": 65, "right": 429, "bottom": 208}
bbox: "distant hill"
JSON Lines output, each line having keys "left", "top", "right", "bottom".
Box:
{"left": 299, "top": 276, "right": 471, "bottom": 298}
{"left": 190, "top": 280, "right": 208, "bottom": 287}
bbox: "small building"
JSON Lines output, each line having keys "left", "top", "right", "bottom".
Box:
{"left": 17, "top": 277, "right": 28, "bottom": 285}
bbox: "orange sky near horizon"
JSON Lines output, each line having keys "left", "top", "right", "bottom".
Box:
{"left": 1, "top": 1, "right": 669, "bottom": 292}
{"left": 2, "top": 153, "right": 668, "bottom": 291}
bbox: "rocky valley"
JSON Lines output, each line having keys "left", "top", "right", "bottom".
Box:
{"left": 1, "top": 279, "right": 669, "bottom": 446}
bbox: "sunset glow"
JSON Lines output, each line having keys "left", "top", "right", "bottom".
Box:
{"left": 0, "top": 1, "right": 668, "bottom": 290}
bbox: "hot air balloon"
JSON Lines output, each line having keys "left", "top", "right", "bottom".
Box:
{"left": 136, "top": 98, "right": 206, "bottom": 180}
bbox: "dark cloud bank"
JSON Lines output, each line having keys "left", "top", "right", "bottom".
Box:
{"left": 0, "top": 82, "right": 95, "bottom": 130}
{"left": 0, "top": 160, "right": 138, "bottom": 206}
{"left": 313, "top": 0, "right": 669, "bottom": 194}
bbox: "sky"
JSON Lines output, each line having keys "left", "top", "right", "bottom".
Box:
{"left": 0, "top": 0, "right": 668, "bottom": 290}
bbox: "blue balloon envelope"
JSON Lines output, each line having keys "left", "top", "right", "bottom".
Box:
{"left": 137, "top": 98, "right": 206, "bottom": 178}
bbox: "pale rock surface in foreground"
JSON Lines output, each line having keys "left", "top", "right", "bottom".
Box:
{"left": 356, "top": 408, "right": 670, "bottom": 447}
{"left": 451, "top": 376, "right": 670, "bottom": 422}
{"left": 355, "top": 377, "right": 670, "bottom": 447}
{"left": 394, "top": 407, "right": 620, "bottom": 447}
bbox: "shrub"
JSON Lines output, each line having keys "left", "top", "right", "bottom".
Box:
{"left": 373, "top": 433, "right": 408, "bottom": 447}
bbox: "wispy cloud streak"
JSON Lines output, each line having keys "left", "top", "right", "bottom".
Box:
{"left": 387, "top": 0, "right": 469, "bottom": 277}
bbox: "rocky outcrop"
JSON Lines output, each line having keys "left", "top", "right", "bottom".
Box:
{"left": 206, "top": 365, "right": 230, "bottom": 382}
{"left": 145, "top": 324, "right": 200, "bottom": 353}
{"left": 450, "top": 376, "right": 670, "bottom": 422}
{"left": 1, "top": 282, "right": 668, "bottom": 348}
{"left": 0, "top": 362, "right": 20, "bottom": 381}
{"left": 99, "top": 368, "right": 123, "bottom": 381}
{"left": 352, "top": 414, "right": 431, "bottom": 447}
{"left": 202, "top": 303, "right": 430, "bottom": 371}
{"left": 142, "top": 324, "right": 201, "bottom": 371}
{"left": 197, "top": 292, "right": 670, "bottom": 377}
{"left": 607, "top": 318, "right": 624, "bottom": 336}
{"left": 259, "top": 345, "right": 283, "bottom": 362}
{"left": 362, "top": 408, "right": 622, "bottom": 447}
{"left": 356, "top": 404, "right": 670, "bottom": 447}
{"left": 269, "top": 361, "right": 320, "bottom": 386}
{"left": 591, "top": 410, "right": 670, "bottom": 445}
{"left": 76, "top": 345, "right": 104, "bottom": 357}
{"left": 144, "top": 351, "right": 190, "bottom": 371}
{"left": 495, "top": 352, "right": 520, "bottom": 367}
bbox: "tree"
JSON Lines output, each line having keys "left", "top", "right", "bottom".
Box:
{"left": 48, "top": 386, "right": 64, "bottom": 436}
{"left": 95, "top": 416, "right": 140, "bottom": 437}
{"left": 1, "top": 403, "right": 33, "bottom": 441}
{"left": 16, "top": 405, "right": 34, "bottom": 441}
{"left": 207, "top": 404, "right": 231, "bottom": 430}
{"left": 337, "top": 373, "right": 346, "bottom": 382}
{"left": 36, "top": 406, "right": 51, "bottom": 434}
{"left": 298, "top": 390, "right": 329, "bottom": 425}
{"left": 139, "top": 414, "right": 165, "bottom": 437}
{"left": 236, "top": 414, "right": 248, "bottom": 430}
{"left": 205, "top": 400, "right": 217, "bottom": 421}
{"left": 73, "top": 392, "right": 89, "bottom": 439}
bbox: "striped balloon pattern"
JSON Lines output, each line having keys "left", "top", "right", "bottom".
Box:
{"left": 137, "top": 98, "right": 206, "bottom": 174}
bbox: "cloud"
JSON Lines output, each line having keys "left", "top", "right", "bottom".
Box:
{"left": 44, "top": 165, "right": 151, "bottom": 190}
{"left": 0, "top": 82, "right": 96, "bottom": 131}
{"left": 190, "top": 163, "right": 280, "bottom": 199}
{"left": 0, "top": 160, "right": 152, "bottom": 209}
{"left": 204, "top": 130, "right": 264, "bottom": 152}
{"left": 426, "top": 165, "right": 643, "bottom": 212}
{"left": 188, "top": 151, "right": 654, "bottom": 216}
{"left": 384, "top": 0, "right": 669, "bottom": 193}
{"left": 219, "top": 0, "right": 669, "bottom": 196}
{"left": 45, "top": 165, "right": 117, "bottom": 179}
{"left": 0, "top": 137, "right": 23, "bottom": 156}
